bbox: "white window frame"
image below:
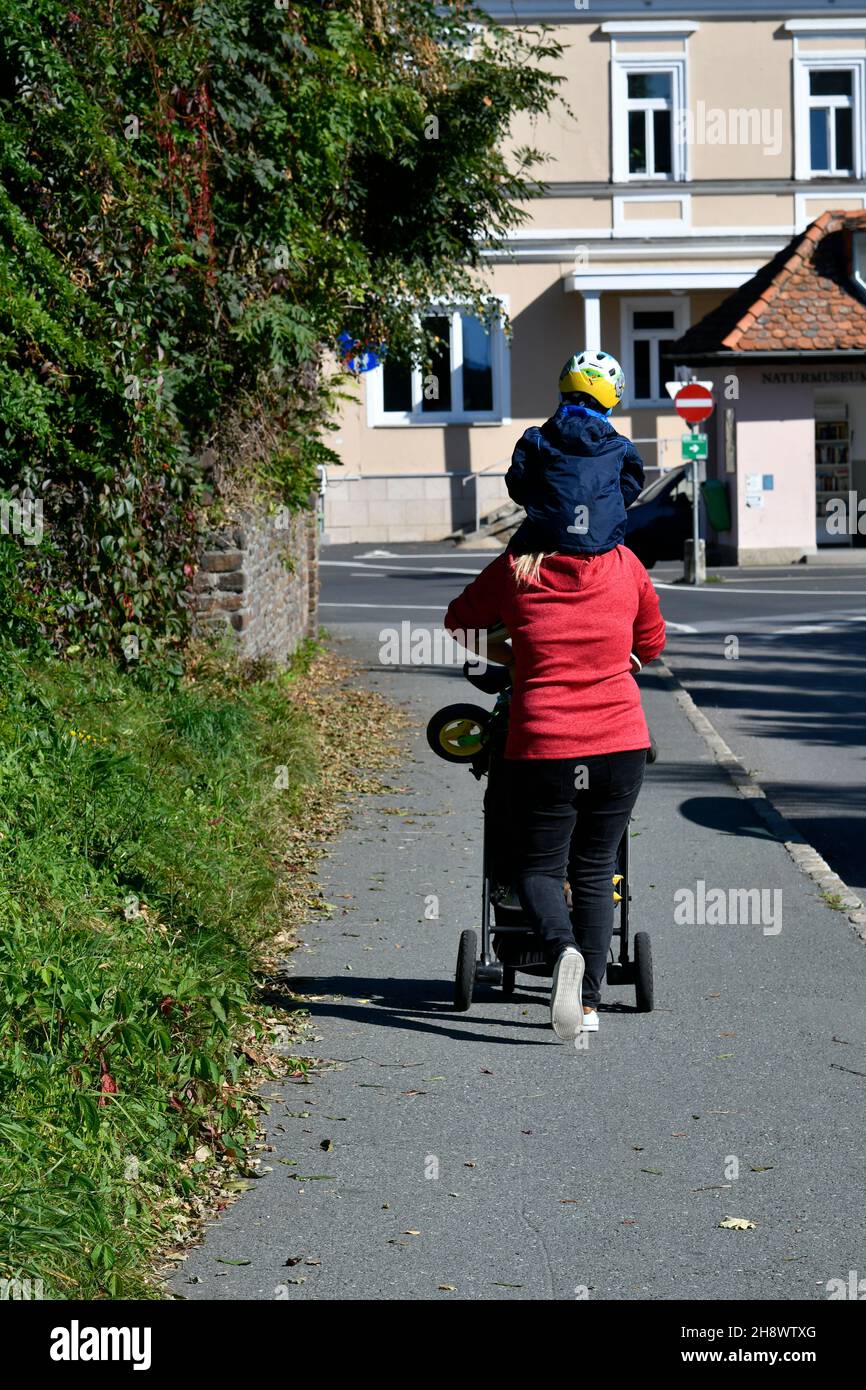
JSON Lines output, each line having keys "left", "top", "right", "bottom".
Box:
{"left": 793, "top": 53, "right": 866, "bottom": 181}
{"left": 611, "top": 55, "right": 689, "bottom": 184}
{"left": 619, "top": 296, "right": 689, "bottom": 410}
{"left": 366, "top": 304, "right": 510, "bottom": 427}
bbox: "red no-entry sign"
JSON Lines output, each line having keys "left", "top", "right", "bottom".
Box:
{"left": 674, "top": 382, "right": 714, "bottom": 425}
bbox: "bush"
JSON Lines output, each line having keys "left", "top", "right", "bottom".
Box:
{"left": 0, "top": 0, "right": 561, "bottom": 653}
{"left": 0, "top": 640, "right": 317, "bottom": 1297}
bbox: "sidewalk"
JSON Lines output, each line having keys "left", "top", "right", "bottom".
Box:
{"left": 171, "top": 630, "right": 866, "bottom": 1301}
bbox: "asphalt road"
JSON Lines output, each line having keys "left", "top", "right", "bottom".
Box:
{"left": 170, "top": 547, "right": 866, "bottom": 1302}
{"left": 319, "top": 545, "right": 866, "bottom": 898}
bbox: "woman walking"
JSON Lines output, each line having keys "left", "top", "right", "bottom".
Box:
{"left": 444, "top": 543, "right": 665, "bottom": 1040}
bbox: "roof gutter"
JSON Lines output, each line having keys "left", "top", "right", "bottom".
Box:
{"left": 671, "top": 349, "right": 866, "bottom": 364}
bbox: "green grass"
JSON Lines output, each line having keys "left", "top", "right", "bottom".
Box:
{"left": 0, "top": 639, "right": 319, "bottom": 1298}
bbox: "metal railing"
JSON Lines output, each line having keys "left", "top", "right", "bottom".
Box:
{"left": 319, "top": 436, "right": 684, "bottom": 536}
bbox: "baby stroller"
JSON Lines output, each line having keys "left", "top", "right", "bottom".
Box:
{"left": 426, "top": 658, "right": 655, "bottom": 1014}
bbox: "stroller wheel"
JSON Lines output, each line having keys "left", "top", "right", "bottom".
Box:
{"left": 501, "top": 966, "right": 516, "bottom": 997}
{"left": 426, "top": 705, "right": 490, "bottom": 763}
{"left": 634, "top": 931, "right": 654, "bottom": 1012}
{"left": 454, "top": 929, "right": 477, "bottom": 1011}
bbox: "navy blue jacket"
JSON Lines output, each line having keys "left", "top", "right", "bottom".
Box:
{"left": 505, "top": 403, "right": 645, "bottom": 555}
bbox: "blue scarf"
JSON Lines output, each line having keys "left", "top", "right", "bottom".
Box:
{"left": 559, "top": 401, "right": 612, "bottom": 421}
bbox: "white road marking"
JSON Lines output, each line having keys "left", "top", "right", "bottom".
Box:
{"left": 320, "top": 603, "right": 448, "bottom": 610}
{"left": 351, "top": 550, "right": 498, "bottom": 560}
{"left": 320, "top": 560, "right": 484, "bottom": 576}
{"left": 722, "top": 579, "right": 866, "bottom": 585}
{"left": 665, "top": 621, "right": 698, "bottom": 633}
{"left": 653, "top": 583, "right": 866, "bottom": 596}
{"left": 765, "top": 616, "right": 866, "bottom": 637}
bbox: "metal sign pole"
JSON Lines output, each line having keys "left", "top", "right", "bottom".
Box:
{"left": 691, "top": 421, "right": 701, "bottom": 587}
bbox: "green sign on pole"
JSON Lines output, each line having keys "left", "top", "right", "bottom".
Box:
{"left": 682, "top": 433, "right": 708, "bottom": 461}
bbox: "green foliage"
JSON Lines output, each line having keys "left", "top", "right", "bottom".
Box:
{"left": 0, "top": 640, "right": 318, "bottom": 1297}
{"left": 0, "top": 0, "right": 561, "bottom": 652}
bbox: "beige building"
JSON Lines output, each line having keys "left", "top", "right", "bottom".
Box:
{"left": 325, "top": 1, "right": 866, "bottom": 547}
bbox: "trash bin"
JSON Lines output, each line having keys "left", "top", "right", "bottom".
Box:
{"left": 701, "top": 478, "right": 731, "bottom": 533}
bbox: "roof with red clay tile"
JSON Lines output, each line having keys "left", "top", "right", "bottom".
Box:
{"left": 673, "top": 210, "right": 866, "bottom": 357}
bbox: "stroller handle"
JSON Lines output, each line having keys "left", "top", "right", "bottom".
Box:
{"left": 463, "top": 659, "right": 512, "bottom": 695}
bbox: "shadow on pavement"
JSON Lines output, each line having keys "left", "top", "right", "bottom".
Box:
{"left": 261, "top": 974, "right": 560, "bottom": 1045}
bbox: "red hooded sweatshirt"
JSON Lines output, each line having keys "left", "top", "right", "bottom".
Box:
{"left": 443, "top": 545, "right": 666, "bottom": 760}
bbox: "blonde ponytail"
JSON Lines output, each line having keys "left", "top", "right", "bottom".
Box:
{"left": 511, "top": 551, "right": 554, "bottom": 586}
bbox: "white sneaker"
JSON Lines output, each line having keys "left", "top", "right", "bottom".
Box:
{"left": 581, "top": 1009, "right": 599, "bottom": 1032}
{"left": 550, "top": 947, "right": 585, "bottom": 1041}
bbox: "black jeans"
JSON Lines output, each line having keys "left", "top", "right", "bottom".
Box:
{"left": 504, "top": 751, "right": 647, "bottom": 1007}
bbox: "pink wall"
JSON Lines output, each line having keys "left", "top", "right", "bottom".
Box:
{"left": 703, "top": 365, "right": 816, "bottom": 557}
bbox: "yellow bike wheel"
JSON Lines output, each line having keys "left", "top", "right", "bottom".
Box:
{"left": 426, "top": 704, "right": 491, "bottom": 763}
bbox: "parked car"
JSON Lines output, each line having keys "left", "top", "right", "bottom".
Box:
{"left": 624, "top": 465, "right": 695, "bottom": 569}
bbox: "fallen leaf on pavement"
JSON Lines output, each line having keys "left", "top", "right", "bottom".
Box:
{"left": 719, "top": 1217, "right": 757, "bottom": 1230}
{"left": 438, "top": 1284, "right": 456, "bottom": 1292}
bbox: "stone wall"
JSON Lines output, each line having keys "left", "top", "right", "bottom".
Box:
{"left": 191, "top": 502, "right": 319, "bottom": 664}
{"left": 323, "top": 472, "right": 511, "bottom": 544}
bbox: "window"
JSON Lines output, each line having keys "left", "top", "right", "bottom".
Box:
{"left": 793, "top": 52, "right": 865, "bottom": 181}
{"left": 612, "top": 57, "right": 687, "bottom": 182}
{"left": 809, "top": 69, "right": 855, "bottom": 174}
{"left": 369, "top": 308, "right": 508, "bottom": 425}
{"left": 620, "top": 297, "right": 689, "bottom": 408}
{"left": 626, "top": 72, "right": 673, "bottom": 176}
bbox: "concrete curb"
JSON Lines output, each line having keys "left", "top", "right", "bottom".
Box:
{"left": 655, "top": 658, "right": 866, "bottom": 944}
